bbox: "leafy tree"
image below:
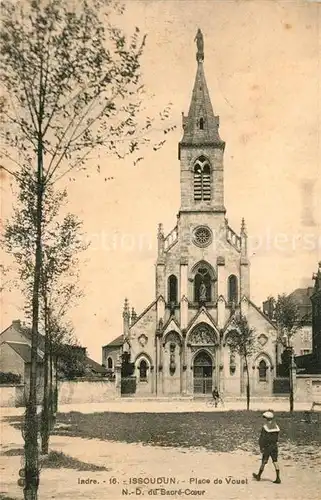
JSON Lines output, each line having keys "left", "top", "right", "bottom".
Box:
{"left": 226, "top": 315, "right": 257, "bottom": 410}
{"left": 272, "top": 294, "right": 305, "bottom": 346}
{"left": 268, "top": 294, "right": 305, "bottom": 412}
{"left": 0, "top": 1, "right": 173, "bottom": 497}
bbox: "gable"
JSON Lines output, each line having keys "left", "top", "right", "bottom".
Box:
{"left": 0, "top": 322, "right": 46, "bottom": 353}
{"left": 187, "top": 307, "right": 217, "bottom": 333}
{"left": 0, "top": 325, "right": 27, "bottom": 346}
{"left": 163, "top": 317, "right": 181, "bottom": 337}
{"left": 246, "top": 300, "right": 277, "bottom": 337}
{"left": 130, "top": 302, "right": 157, "bottom": 335}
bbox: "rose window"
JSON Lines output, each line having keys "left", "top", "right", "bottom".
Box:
{"left": 193, "top": 226, "right": 212, "bottom": 247}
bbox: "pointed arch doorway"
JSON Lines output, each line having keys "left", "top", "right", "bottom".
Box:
{"left": 193, "top": 351, "right": 213, "bottom": 394}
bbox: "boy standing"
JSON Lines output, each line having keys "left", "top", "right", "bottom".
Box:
{"left": 253, "top": 410, "right": 281, "bottom": 484}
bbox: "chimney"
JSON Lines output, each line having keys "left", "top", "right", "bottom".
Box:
{"left": 12, "top": 319, "right": 21, "bottom": 330}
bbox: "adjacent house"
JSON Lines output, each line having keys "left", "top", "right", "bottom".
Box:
{"left": 0, "top": 320, "right": 107, "bottom": 387}
{"left": 295, "top": 263, "right": 321, "bottom": 375}
{"left": 262, "top": 287, "right": 313, "bottom": 357}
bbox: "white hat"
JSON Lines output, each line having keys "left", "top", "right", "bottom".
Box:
{"left": 263, "top": 411, "right": 274, "bottom": 419}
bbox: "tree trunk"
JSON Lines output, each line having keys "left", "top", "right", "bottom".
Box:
{"left": 41, "top": 304, "right": 50, "bottom": 455}
{"left": 54, "top": 356, "right": 58, "bottom": 414}
{"left": 24, "top": 142, "right": 43, "bottom": 500}
{"left": 245, "top": 359, "right": 250, "bottom": 411}
{"left": 289, "top": 349, "right": 294, "bottom": 412}
{"left": 49, "top": 341, "right": 54, "bottom": 431}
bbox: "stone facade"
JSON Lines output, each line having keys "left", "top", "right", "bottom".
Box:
{"left": 104, "top": 33, "right": 278, "bottom": 397}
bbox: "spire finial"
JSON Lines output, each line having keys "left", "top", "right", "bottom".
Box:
{"left": 123, "top": 298, "right": 129, "bottom": 316}
{"left": 131, "top": 307, "right": 137, "bottom": 324}
{"left": 241, "top": 217, "right": 247, "bottom": 235}
{"left": 194, "top": 29, "right": 204, "bottom": 62}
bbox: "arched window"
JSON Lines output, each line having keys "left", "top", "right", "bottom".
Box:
{"left": 259, "top": 360, "right": 267, "bottom": 381}
{"left": 194, "top": 264, "right": 212, "bottom": 302}
{"left": 199, "top": 117, "right": 204, "bottom": 130}
{"left": 228, "top": 275, "right": 238, "bottom": 304}
{"left": 139, "top": 360, "right": 148, "bottom": 381}
{"left": 107, "top": 357, "right": 113, "bottom": 370}
{"left": 194, "top": 156, "right": 211, "bottom": 202}
{"left": 168, "top": 275, "right": 178, "bottom": 304}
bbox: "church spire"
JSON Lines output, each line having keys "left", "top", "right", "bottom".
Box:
{"left": 180, "top": 30, "right": 224, "bottom": 151}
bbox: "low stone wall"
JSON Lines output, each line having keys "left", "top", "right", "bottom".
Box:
{"left": 0, "top": 384, "right": 25, "bottom": 407}
{"left": 295, "top": 374, "right": 321, "bottom": 402}
{"left": 58, "top": 378, "right": 119, "bottom": 404}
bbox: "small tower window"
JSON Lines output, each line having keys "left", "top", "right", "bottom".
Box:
{"left": 228, "top": 275, "right": 238, "bottom": 305}
{"left": 194, "top": 156, "right": 211, "bottom": 202}
{"left": 259, "top": 360, "right": 267, "bottom": 381}
{"left": 168, "top": 275, "right": 178, "bottom": 304}
{"left": 199, "top": 117, "right": 204, "bottom": 130}
{"left": 107, "top": 357, "right": 113, "bottom": 369}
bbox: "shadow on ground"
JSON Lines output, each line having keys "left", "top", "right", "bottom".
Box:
{"left": 2, "top": 448, "right": 109, "bottom": 472}
{"left": 5, "top": 411, "right": 321, "bottom": 467}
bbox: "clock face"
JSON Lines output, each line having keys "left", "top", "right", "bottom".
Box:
{"left": 193, "top": 226, "right": 212, "bottom": 248}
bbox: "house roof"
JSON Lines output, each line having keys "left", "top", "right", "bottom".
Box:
{"left": 85, "top": 356, "right": 107, "bottom": 374}
{"left": 103, "top": 334, "right": 124, "bottom": 348}
{"left": 0, "top": 320, "right": 47, "bottom": 352}
{"left": 289, "top": 288, "right": 313, "bottom": 307}
{"left": 5, "top": 341, "right": 43, "bottom": 363}
{"left": 19, "top": 326, "right": 46, "bottom": 352}
{"left": 290, "top": 288, "right": 313, "bottom": 305}
{"left": 288, "top": 288, "right": 313, "bottom": 322}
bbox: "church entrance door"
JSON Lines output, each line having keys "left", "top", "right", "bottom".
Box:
{"left": 193, "top": 351, "right": 213, "bottom": 394}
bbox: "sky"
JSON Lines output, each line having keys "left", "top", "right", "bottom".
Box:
{"left": 1, "top": 0, "right": 321, "bottom": 362}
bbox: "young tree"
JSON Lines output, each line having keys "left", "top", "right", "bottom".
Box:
{"left": 44, "top": 314, "right": 85, "bottom": 449}
{"left": 0, "top": 1, "right": 173, "bottom": 498}
{"left": 4, "top": 168, "right": 87, "bottom": 454}
{"left": 272, "top": 294, "right": 305, "bottom": 346}
{"left": 271, "top": 294, "right": 305, "bottom": 412}
{"left": 226, "top": 315, "right": 257, "bottom": 410}
{"left": 40, "top": 238, "right": 86, "bottom": 454}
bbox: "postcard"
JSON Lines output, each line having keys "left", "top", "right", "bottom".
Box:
{"left": 0, "top": 1, "right": 320, "bottom": 499}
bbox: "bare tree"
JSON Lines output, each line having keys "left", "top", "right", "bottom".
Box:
{"left": 226, "top": 315, "right": 257, "bottom": 411}
{"left": 0, "top": 1, "right": 174, "bottom": 498}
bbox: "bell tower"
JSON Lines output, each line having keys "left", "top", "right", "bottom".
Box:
{"left": 179, "top": 30, "right": 226, "bottom": 215}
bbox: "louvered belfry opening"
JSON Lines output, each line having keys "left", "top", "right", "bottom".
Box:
{"left": 194, "top": 156, "right": 211, "bottom": 201}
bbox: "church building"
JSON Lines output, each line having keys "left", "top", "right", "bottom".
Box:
{"left": 103, "top": 31, "right": 278, "bottom": 397}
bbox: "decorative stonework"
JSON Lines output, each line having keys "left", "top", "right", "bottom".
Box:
{"left": 138, "top": 334, "right": 148, "bottom": 348}
{"left": 258, "top": 334, "right": 268, "bottom": 347}
{"left": 189, "top": 325, "right": 216, "bottom": 345}
{"left": 165, "top": 331, "right": 182, "bottom": 345}
{"left": 190, "top": 345, "right": 215, "bottom": 354}
{"left": 193, "top": 226, "right": 212, "bottom": 248}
